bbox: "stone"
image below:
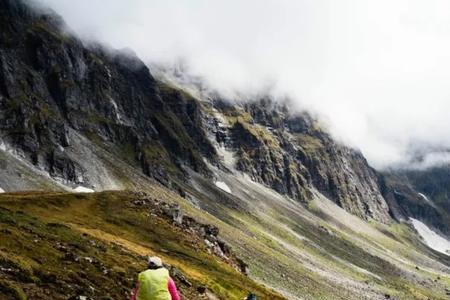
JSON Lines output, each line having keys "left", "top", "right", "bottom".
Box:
{"left": 197, "top": 285, "right": 207, "bottom": 294}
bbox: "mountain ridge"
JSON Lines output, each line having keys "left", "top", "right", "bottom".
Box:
{"left": 0, "top": 0, "right": 392, "bottom": 224}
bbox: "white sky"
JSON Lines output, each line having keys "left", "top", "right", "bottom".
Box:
{"left": 35, "top": 0, "right": 450, "bottom": 169}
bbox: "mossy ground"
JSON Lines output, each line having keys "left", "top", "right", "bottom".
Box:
{"left": 0, "top": 191, "right": 284, "bottom": 300}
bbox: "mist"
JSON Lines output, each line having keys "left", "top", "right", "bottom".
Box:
{"left": 34, "top": 0, "right": 450, "bottom": 169}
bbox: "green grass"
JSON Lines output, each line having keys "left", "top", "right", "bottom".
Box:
{"left": 295, "top": 133, "right": 324, "bottom": 153}
{"left": 0, "top": 191, "right": 284, "bottom": 300}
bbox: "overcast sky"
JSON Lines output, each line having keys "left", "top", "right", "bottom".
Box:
{"left": 36, "top": 0, "right": 450, "bottom": 169}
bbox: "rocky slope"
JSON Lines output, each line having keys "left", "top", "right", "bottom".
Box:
{"left": 0, "top": 0, "right": 216, "bottom": 189}
{"left": 381, "top": 166, "right": 450, "bottom": 236}
{"left": 202, "top": 98, "right": 390, "bottom": 223}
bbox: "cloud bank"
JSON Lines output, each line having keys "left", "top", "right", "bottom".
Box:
{"left": 35, "top": 0, "right": 450, "bottom": 169}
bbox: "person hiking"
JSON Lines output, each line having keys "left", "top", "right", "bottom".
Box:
{"left": 244, "top": 293, "right": 257, "bottom": 300}
{"left": 130, "top": 256, "right": 180, "bottom": 300}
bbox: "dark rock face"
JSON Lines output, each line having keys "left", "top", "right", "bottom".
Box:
{"left": 402, "top": 166, "right": 450, "bottom": 213}
{"left": 0, "top": 0, "right": 216, "bottom": 185}
{"left": 382, "top": 168, "right": 450, "bottom": 235}
{"left": 209, "top": 99, "right": 391, "bottom": 223}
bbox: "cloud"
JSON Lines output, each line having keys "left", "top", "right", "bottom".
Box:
{"left": 34, "top": 0, "right": 450, "bottom": 169}
{"left": 407, "top": 152, "right": 450, "bottom": 170}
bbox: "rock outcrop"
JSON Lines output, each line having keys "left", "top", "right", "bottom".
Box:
{"left": 130, "top": 191, "right": 248, "bottom": 274}
{"left": 381, "top": 168, "right": 450, "bottom": 236}
{"left": 205, "top": 99, "right": 391, "bottom": 223}
{"left": 0, "top": 0, "right": 216, "bottom": 187}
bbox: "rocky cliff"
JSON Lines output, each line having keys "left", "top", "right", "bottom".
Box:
{"left": 381, "top": 166, "right": 450, "bottom": 236}
{"left": 0, "top": 0, "right": 217, "bottom": 188}
{"left": 201, "top": 98, "right": 391, "bottom": 222}
{"left": 0, "top": 0, "right": 394, "bottom": 223}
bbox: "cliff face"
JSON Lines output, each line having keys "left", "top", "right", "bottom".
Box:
{"left": 0, "top": 0, "right": 391, "bottom": 222}
{"left": 382, "top": 166, "right": 450, "bottom": 236}
{"left": 204, "top": 99, "right": 391, "bottom": 222}
{"left": 0, "top": 0, "right": 216, "bottom": 187}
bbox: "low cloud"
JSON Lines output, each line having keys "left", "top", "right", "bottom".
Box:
{"left": 34, "top": 0, "right": 450, "bottom": 169}
{"left": 408, "top": 152, "right": 450, "bottom": 170}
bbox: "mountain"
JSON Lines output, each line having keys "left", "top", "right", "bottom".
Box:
{"left": 382, "top": 165, "right": 450, "bottom": 236}
{"left": 1, "top": 1, "right": 450, "bottom": 299}
{"left": 0, "top": 0, "right": 216, "bottom": 190}
{"left": 0, "top": 0, "right": 389, "bottom": 223}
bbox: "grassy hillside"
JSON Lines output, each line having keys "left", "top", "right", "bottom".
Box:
{"left": 184, "top": 167, "right": 450, "bottom": 300}
{"left": 0, "top": 191, "right": 284, "bottom": 300}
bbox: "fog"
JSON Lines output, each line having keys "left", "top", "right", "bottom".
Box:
{"left": 35, "top": 0, "right": 450, "bottom": 169}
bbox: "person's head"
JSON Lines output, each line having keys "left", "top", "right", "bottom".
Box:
{"left": 147, "top": 256, "right": 163, "bottom": 270}
{"left": 246, "top": 293, "right": 256, "bottom": 300}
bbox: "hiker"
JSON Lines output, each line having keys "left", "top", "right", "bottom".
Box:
{"left": 244, "top": 293, "right": 257, "bottom": 300}
{"left": 130, "top": 256, "right": 180, "bottom": 300}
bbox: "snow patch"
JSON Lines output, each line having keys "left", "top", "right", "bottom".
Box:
{"left": 410, "top": 218, "right": 450, "bottom": 256}
{"left": 418, "top": 193, "right": 429, "bottom": 201}
{"left": 215, "top": 181, "right": 232, "bottom": 194}
{"left": 417, "top": 193, "right": 436, "bottom": 208}
{"left": 73, "top": 186, "right": 95, "bottom": 193}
